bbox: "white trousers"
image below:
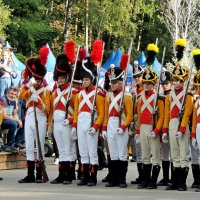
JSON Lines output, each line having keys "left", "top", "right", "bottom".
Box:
{"left": 107, "top": 117, "right": 129, "bottom": 161}
{"left": 140, "top": 124, "right": 161, "bottom": 166}
{"left": 169, "top": 118, "right": 190, "bottom": 168}
{"left": 53, "top": 110, "right": 76, "bottom": 162}
{"left": 77, "top": 112, "right": 98, "bottom": 165}
{"left": 25, "top": 107, "right": 47, "bottom": 161}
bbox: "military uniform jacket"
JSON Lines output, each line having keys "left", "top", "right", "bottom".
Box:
{"left": 162, "top": 86, "right": 193, "bottom": 134}
{"left": 19, "top": 84, "right": 51, "bottom": 115}
{"left": 102, "top": 88, "right": 133, "bottom": 131}
{"left": 72, "top": 86, "right": 105, "bottom": 131}
{"left": 48, "top": 83, "right": 78, "bottom": 125}
{"left": 136, "top": 89, "right": 164, "bottom": 134}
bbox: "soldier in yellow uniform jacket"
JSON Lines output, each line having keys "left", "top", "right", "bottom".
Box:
{"left": 157, "top": 70, "right": 172, "bottom": 187}
{"left": 136, "top": 44, "right": 164, "bottom": 189}
{"left": 72, "top": 40, "right": 104, "bottom": 187}
{"left": 102, "top": 58, "right": 133, "bottom": 188}
{"left": 18, "top": 46, "right": 51, "bottom": 184}
{"left": 162, "top": 39, "right": 193, "bottom": 191}
{"left": 190, "top": 49, "right": 200, "bottom": 191}
{"left": 49, "top": 42, "right": 78, "bottom": 185}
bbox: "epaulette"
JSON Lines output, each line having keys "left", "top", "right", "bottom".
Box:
{"left": 158, "top": 95, "right": 165, "bottom": 101}
{"left": 187, "top": 92, "right": 193, "bottom": 97}
{"left": 98, "top": 91, "right": 105, "bottom": 97}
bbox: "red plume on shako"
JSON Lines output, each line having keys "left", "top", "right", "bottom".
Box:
{"left": 90, "top": 40, "right": 103, "bottom": 65}
{"left": 39, "top": 45, "right": 49, "bottom": 66}
{"left": 53, "top": 41, "right": 76, "bottom": 81}
{"left": 81, "top": 40, "right": 103, "bottom": 83}
{"left": 31, "top": 45, "right": 49, "bottom": 80}
{"left": 64, "top": 41, "right": 76, "bottom": 64}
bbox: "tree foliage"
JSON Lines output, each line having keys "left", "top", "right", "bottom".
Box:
{"left": 0, "top": 0, "right": 12, "bottom": 40}
{"left": 3, "top": 0, "right": 58, "bottom": 56}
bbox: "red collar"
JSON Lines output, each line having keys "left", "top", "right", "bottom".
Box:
{"left": 175, "top": 86, "right": 184, "bottom": 94}
{"left": 113, "top": 87, "right": 123, "bottom": 95}
{"left": 84, "top": 85, "right": 96, "bottom": 92}
{"left": 145, "top": 89, "right": 155, "bottom": 97}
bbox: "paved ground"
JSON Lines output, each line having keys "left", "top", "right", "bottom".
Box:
{"left": 0, "top": 157, "right": 200, "bottom": 200}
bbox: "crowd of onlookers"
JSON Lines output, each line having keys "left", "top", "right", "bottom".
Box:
{"left": 0, "top": 40, "right": 25, "bottom": 152}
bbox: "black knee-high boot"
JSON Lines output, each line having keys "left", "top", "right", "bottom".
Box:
{"left": 105, "top": 160, "right": 119, "bottom": 187}
{"left": 87, "top": 165, "right": 98, "bottom": 186}
{"left": 63, "top": 161, "right": 72, "bottom": 184}
{"left": 50, "top": 162, "right": 65, "bottom": 184}
{"left": 137, "top": 164, "right": 152, "bottom": 189}
{"left": 165, "top": 167, "right": 180, "bottom": 190}
{"left": 157, "top": 161, "right": 170, "bottom": 186}
{"left": 77, "top": 164, "right": 90, "bottom": 186}
{"left": 119, "top": 161, "right": 128, "bottom": 188}
{"left": 18, "top": 160, "right": 35, "bottom": 183}
{"left": 70, "top": 161, "right": 76, "bottom": 180}
{"left": 35, "top": 162, "right": 43, "bottom": 183}
{"left": 147, "top": 165, "right": 161, "bottom": 189}
{"left": 191, "top": 164, "right": 200, "bottom": 188}
{"left": 178, "top": 167, "right": 189, "bottom": 191}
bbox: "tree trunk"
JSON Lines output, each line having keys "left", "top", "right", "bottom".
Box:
{"left": 63, "top": 0, "right": 73, "bottom": 42}
{"left": 85, "top": 0, "right": 89, "bottom": 50}
{"left": 136, "top": 13, "right": 144, "bottom": 52}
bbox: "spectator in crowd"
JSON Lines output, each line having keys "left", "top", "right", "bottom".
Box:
{"left": 7, "top": 49, "right": 18, "bottom": 86}
{"left": 0, "top": 50, "right": 12, "bottom": 96}
{"left": 0, "top": 86, "right": 22, "bottom": 149}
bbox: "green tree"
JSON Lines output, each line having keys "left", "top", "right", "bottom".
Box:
{"left": 3, "top": 0, "right": 58, "bottom": 57}
{"left": 0, "top": 0, "right": 11, "bottom": 40}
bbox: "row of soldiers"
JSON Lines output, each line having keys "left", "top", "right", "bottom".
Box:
{"left": 16, "top": 38, "right": 200, "bottom": 192}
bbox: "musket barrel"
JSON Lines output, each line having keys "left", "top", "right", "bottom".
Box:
{"left": 119, "top": 39, "right": 133, "bottom": 126}
{"left": 65, "top": 46, "right": 80, "bottom": 119}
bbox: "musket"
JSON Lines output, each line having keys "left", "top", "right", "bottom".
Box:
{"left": 65, "top": 46, "right": 80, "bottom": 119}
{"left": 33, "top": 102, "right": 49, "bottom": 182}
{"left": 178, "top": 62, "right": 194, "bottom": 128}
{"left": 91, "top": 42, "right": 105, "bottom": 127}
{"left": 119, "top": 39, "right": 133, "bottom": 127}
{"left": 153, "top": 47, "right": 166, "bottom": 128}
